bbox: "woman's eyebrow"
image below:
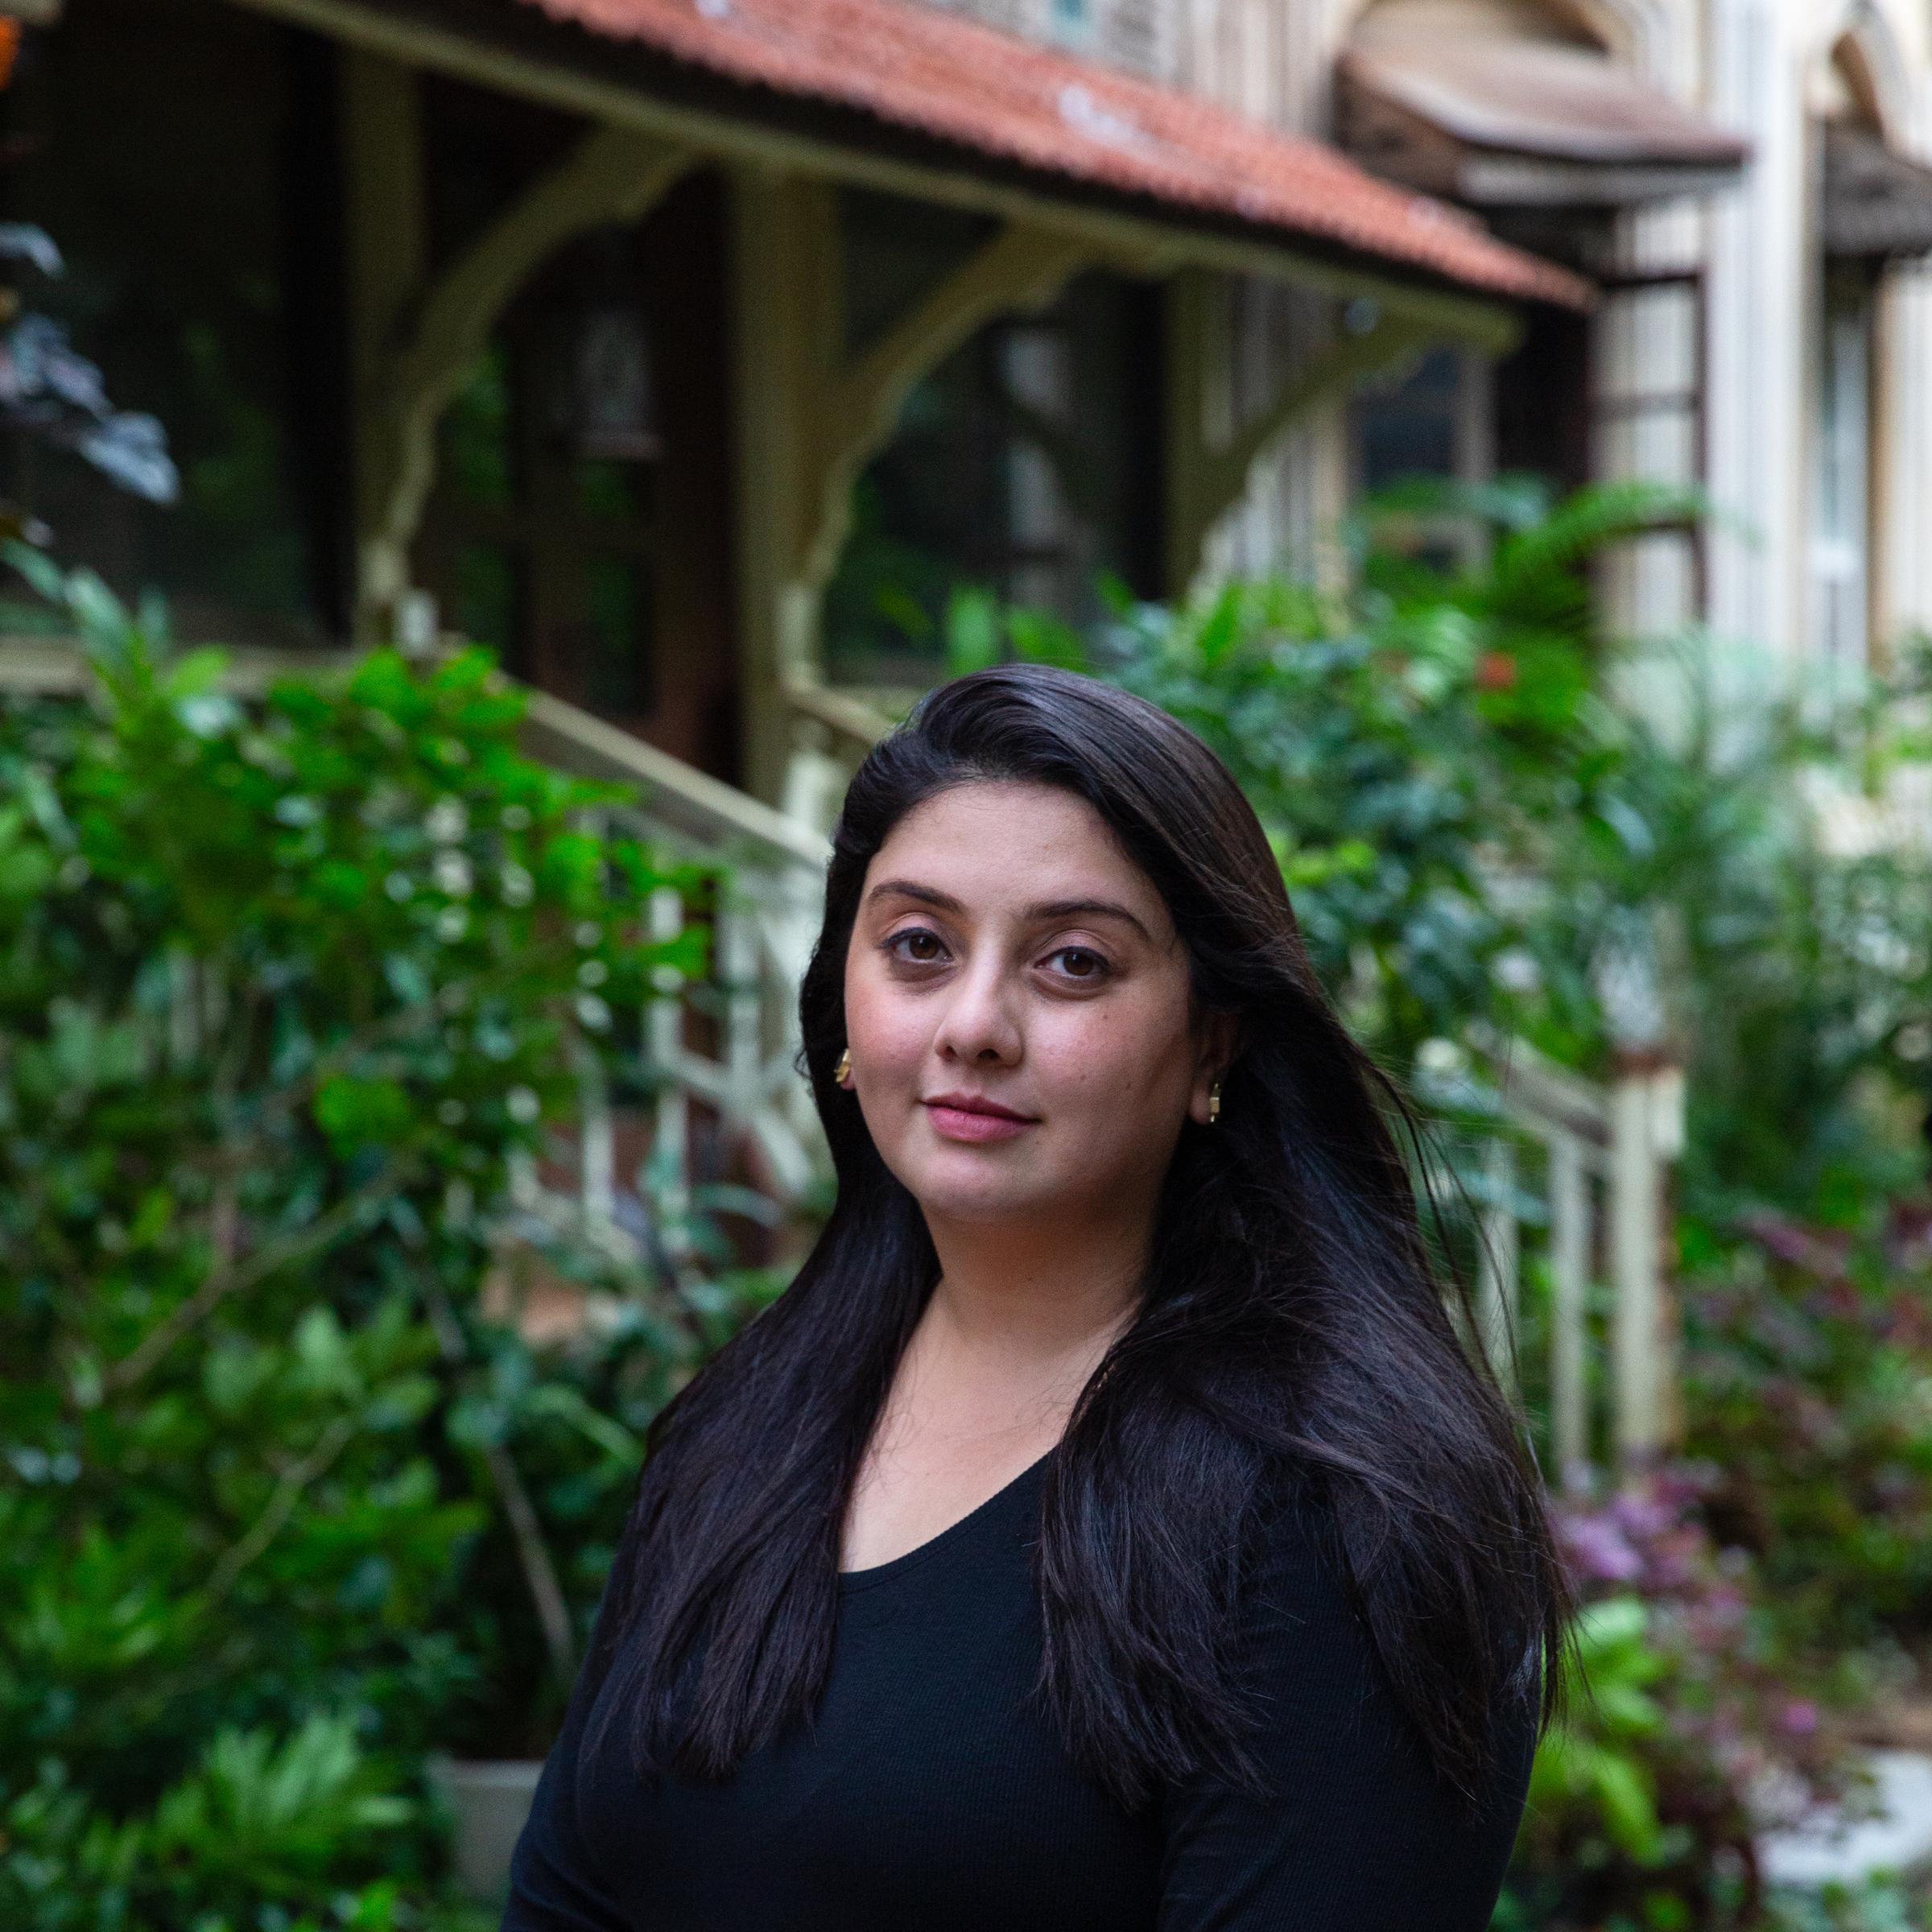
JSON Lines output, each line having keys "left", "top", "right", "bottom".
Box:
{"left": 865, "top": 882, "right": 1153, "bottom": 942}
{"left": 1026, "top": 898, "right": 1152, "bottom": 940}
{"left": 865, "top": 879, "right": 964, "bottom": 913}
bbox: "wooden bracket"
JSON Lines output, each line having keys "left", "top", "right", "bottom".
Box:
{"left": 357, "top": 124, "right": 694, "bottom": 629}
{"left": 732, "top": 169, "right": 1092, "bottom": 803}
{"left": 802, "top": 224, "right": 1093, "bottom": 584}
{"left": 1166, "top": 270, "right": 1441, "bottom": 591}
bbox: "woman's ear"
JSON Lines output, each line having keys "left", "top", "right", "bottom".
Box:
{"left": 1188, "top": 1012, "right": 1244, "bottom": 1125}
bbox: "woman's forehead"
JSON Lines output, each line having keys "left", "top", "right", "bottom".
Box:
{"left": 867, "top": 782, "right": 1171, "bottom": 929}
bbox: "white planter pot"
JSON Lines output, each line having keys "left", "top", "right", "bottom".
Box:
{"left": 430, "top": 1757, "right": 547, "bottom": 1902}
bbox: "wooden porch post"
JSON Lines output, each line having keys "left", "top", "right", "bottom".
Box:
{"left": 727, "top": 169, "right": 1091, "bottom": 816}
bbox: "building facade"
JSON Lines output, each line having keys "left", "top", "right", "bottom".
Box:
{"left": 931, "top": 0, "right": 1932, "bottom": 683}
{"left": 3, "top": 0, "right": 1923, "bottom": 845}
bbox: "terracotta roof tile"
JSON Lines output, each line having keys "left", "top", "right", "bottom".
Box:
{"left": 509, "top": 0, "right": 1591, "bottom": 308}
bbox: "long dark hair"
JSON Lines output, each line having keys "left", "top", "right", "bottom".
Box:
{"left": 588, "top": 663, "right": 1567, "bottom": 1808}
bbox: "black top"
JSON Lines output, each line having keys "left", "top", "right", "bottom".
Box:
{"left": 504, "top": 1459, "right": 1531, "bottom": 1931}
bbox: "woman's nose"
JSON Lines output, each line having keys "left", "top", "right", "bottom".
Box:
{"left": 932, "top": 954, "right": 1022, "bottom": 1067}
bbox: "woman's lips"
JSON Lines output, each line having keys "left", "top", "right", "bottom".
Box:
{"left": 923, "top": 1095, "right": 1038, "bottom": 1144}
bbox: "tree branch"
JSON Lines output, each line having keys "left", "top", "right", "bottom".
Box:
{"left": 419, "top": 1268, "right": 576, "bottom": 1684}
{"left": 104, "top": 1163, "right": 405, "bottom": 1393}
{"left": 483, "top": 1436, "right": 577, "bottom": 1686}
{"left": 204, "top": 1414, "right": 357, "bottom": 1604}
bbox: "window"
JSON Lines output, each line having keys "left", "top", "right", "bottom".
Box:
{"left": 411, "top": 75, "right": 738, "bottom": 778}
{"left": 1352, "top": 346, "right": 1480, "bottom": 495}
{"left": 415, "top": 244, "right": 661, "bottom": 727}
{"left": 0, "top": 0, "right": 349, "bottom": 644}
{"left": 1348, "top": 345, "right": 1492, "bottom": 572}
{"left": 1813, "top": 265, "right": 1876, "bottom": 673}
{"left": 1593, "top": 272, "right": 1705, "bottom": 634}
{"left": 824, "top": 254, "right": 1163, "bottom": 691}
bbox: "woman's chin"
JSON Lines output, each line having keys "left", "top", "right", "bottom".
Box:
{"left": 902, "top": 1156, "right": 1061, "bottom": 1228}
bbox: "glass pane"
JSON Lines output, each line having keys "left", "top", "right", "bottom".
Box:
{"left": 1596, "top": 283, "right": 1699, "bottom": 405}
{"left": 837, "top": 186, "right": 999, "bottom": 358}
{"left": 583, "top": 554, "right": 652, "bottom": 716}
{"left": 444, "top": 345, "right": 515, "bottom": 509}
{"left": 1601, "top": 529, "right": 1697, "bottom": 638}
{"left": 1598, "top": 408, "right": 1698, "bottom": 489}
{"left": 1813, "top": 295, "right": 1871, "bottom": 668}
{"left": 823, "top": 270, "right": 1162, "bottom": 687}
{"left": 576, "top": 458, "right": 646, "bottom": 520}
{"left": 1353, "top": 349, "right": 1462, "bottom": 493}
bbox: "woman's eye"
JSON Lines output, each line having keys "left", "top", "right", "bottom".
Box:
{"left": 1045, "top": 947, "right": 1108, "bottom": 980}
{"left": 888, "top": 928, "right": 947, "bottom": 964}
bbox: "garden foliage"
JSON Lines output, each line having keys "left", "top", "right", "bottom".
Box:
{"left": 6, "top": 469, "right": 1931, "bottom": 1929}
{"left": 0, "top": 551, "right": 759, "bottom": 1929}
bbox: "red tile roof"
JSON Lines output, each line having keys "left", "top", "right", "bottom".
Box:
{"left": 510, "top": 0, "right": 1591, "bottom": 308}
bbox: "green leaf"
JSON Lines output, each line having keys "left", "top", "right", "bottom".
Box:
{"left": 1008, "top": 607, "right": 1088, "bottom": 672}
{"left": 943, "top": 584, "right": 1003, "bottom": 677}
{"left": 312, "top": 1076, "right": 414, "bottom": 1153}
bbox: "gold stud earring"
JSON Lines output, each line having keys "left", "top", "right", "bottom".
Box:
{"left": 1208, "top": 1079, "right": 1222, "bottom": 1124}
{"left": 834, "top": 1048, "right": 852, "bottom": 1088}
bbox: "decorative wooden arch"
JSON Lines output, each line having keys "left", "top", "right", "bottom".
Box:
{"left": 321, "top": 23, "right": 1525, "bottom": 808}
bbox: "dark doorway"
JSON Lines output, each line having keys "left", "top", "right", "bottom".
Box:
{"left": 412, "top": 135, "right": 739, "bottom": 785}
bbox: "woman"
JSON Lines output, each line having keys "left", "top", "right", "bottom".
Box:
{"left": 506, "top": 665, "right": 1567, "bottom": 1931}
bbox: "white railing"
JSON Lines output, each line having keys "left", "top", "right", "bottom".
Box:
{"left": 515, "top": 692, "right": 832, "bottom": 1258}
{"left": 1462, "top": 1030, "right": 1686, "bottom": 1483}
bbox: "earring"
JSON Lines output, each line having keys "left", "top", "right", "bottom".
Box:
{"left": 1208, "top": 1079, "right": 1222, "bottom": 1125}
{"left": 834, "top": 1049, "right": 852, "bottom": 1088}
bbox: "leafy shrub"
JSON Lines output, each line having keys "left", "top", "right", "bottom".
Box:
{"left": 1518, "top": 661, "right": 1932, "bottom": 1229}
{"left": 1685, "top": 1212, "right": 1932, "bottom": 1649}
{"left": 0, "top": 551, "right": 766, "bottom": 1926}
{"left": 1765, "top": 1876, "right": 1932, "bottom": 1932}
{"left": 1505, "top": 1475, "right": 1851, "bottom": 1931}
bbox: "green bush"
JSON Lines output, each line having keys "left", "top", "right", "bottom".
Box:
{"left": 1506, "top": 1476, "right": 1854, "bottom": 1932}
{"left": 1685, "top": 1213, "right": 1932, "bottom": 1648}
{"left": 0, "top": 551, "right": 766, "bottom": 1927}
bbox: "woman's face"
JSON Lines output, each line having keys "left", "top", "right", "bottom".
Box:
{"left": 842, "top": 781, "right": 1223, "bottom": 1233}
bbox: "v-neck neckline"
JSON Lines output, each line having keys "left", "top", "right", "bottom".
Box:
{"left": 838, "top": 1453, "right": 1051, "bottom": 1596}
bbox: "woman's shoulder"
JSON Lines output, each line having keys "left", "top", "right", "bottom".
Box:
{"left": 1232, "top": 1468, "right": 1541, "bottom": 1802}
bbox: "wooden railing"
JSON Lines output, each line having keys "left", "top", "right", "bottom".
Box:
{"left": 1461, "top": 1029, "right": 1686, "bottom": 1484}
{"left": 514, "top": 692, "right": 832, "bottom": 1254}
{"left": 0, "top": 642, "right": 836, "bottom": 1265}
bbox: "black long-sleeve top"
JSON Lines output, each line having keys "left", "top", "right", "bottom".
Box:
{"left": 504, "top": 1458, "right": 1532, "bottom": 1931}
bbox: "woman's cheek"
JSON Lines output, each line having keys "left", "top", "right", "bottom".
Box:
{"left": 1037, "top": 1009, "right": 1146, "bottom": 1121}
{"left": 861, "top": 1001, "right": 932, "bottom": 1088}
{"left": 847, "top": 994, "right": 937, "bottom": 1153}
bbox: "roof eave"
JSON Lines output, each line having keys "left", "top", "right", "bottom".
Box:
{"left": 223, "top": 0, "right": 1591, "bottom": 323}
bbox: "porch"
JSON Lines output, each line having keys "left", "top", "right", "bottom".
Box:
{"left": 0, "top": 0, "right": 1580, "bottom": 835}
